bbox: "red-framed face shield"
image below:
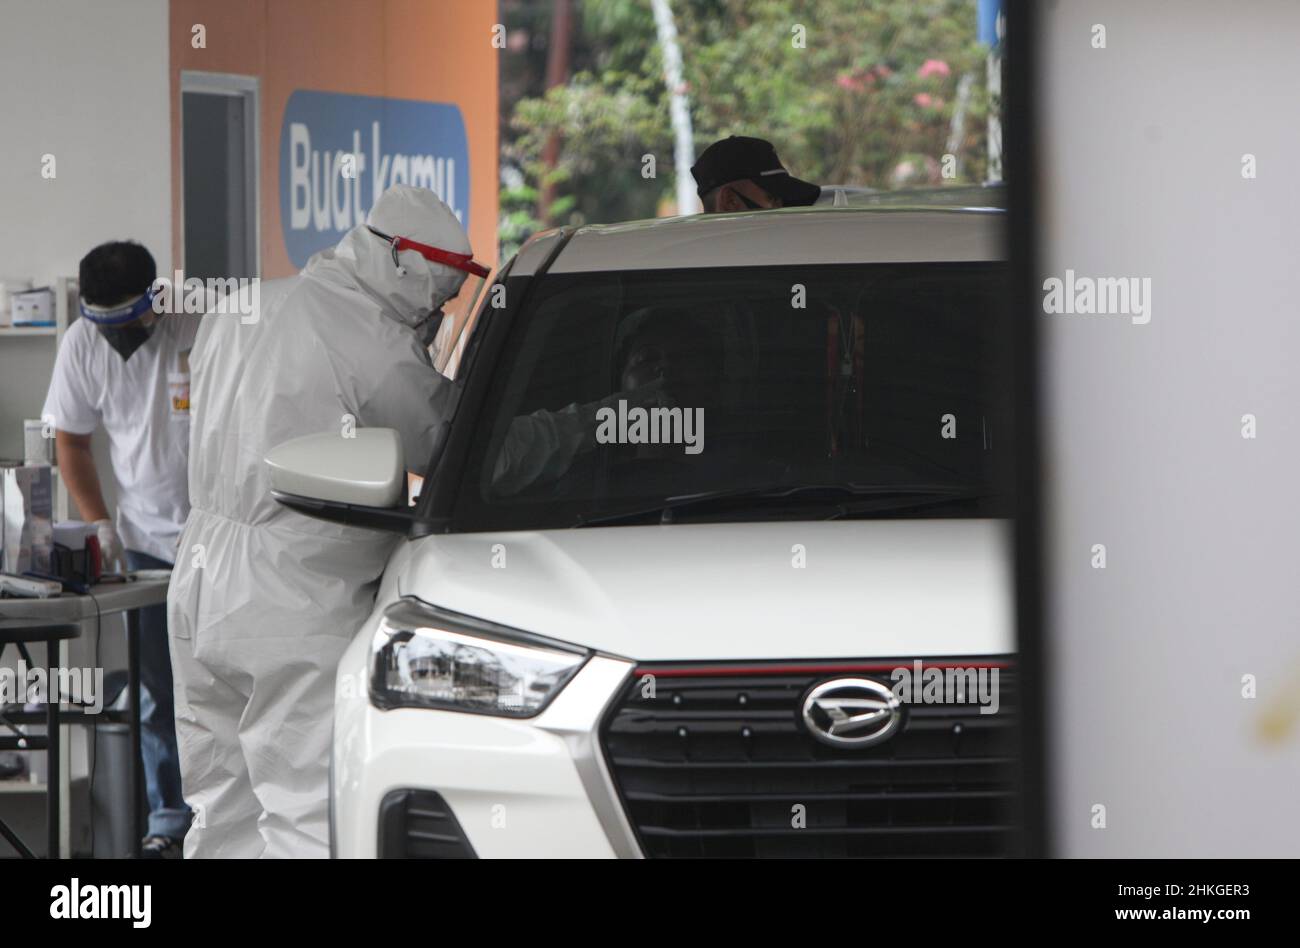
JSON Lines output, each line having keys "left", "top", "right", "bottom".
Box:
{"left": 366, "top": 225, "right": 489, "bottom": 279}
{"left": 367, "top": 225, "right": 491, "bottom": 370}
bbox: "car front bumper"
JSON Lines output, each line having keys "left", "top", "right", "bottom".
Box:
{"left": 333, "top": 615, "right": 1020, "bottom": 858}
{"left": 332, "top": 643, "right": 640, "bottom": 858}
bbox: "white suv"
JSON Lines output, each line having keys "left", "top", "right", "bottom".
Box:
{"left": 267, "top": 204, "right": 1014, "bottom": 858}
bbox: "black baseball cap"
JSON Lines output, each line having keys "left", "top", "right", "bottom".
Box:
{"left": 690, "top": 136, "right": 821, "bottom": 207}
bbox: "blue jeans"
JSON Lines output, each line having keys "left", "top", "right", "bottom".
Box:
{"left": 125, "top": 550, "right": 192, "bottom": 840}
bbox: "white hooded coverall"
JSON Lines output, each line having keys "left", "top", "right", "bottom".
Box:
{"left": 166, "top": 185, "right": 471, "bottom": 858}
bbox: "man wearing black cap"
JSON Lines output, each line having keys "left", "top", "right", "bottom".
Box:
{"left": 690, "top": 136, "right": 822, "bottom": 213}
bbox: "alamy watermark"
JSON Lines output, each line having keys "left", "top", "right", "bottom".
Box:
{"left": 890, "top": 660, "right": 1001, "bottom": 715}
{"left": 0, "top": 662, "right": 103, "bottom": 714}
{"left": 595, "top": 400, "right": 704, "bottom": 455}
{"left": 1042, "top": 269, "right": 1151, "bottom": 325}
{"left": 50, "top": 878, "right": 151, "bottom": 928}
{"left": 150, "top": 271, "right": 260, "bottom": 324}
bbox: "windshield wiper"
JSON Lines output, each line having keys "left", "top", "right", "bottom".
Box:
{"left": 572, "top": 483, "right": 987, "bottom": 527}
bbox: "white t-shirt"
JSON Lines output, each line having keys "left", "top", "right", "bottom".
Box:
{"left": 42, "top": 314, "right": 199, "bottom": 563}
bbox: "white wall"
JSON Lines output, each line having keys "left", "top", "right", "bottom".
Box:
{"left": 0, "top": 0, "right": 172, "bottom": 461}
{"left": 1040, "top": 0, "right": 1300, "bottom": 855}
{"left": 0, "top": 0, "right": 170, "bottom": 850}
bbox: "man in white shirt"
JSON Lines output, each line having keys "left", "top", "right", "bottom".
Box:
{"left": 42, "top": 241, "right": 194, "bottom": 858}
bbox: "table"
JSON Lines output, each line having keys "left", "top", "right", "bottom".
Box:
{"left": 0, "top": 577, "right": 170, "bottom": 857}
{"left": 0, "top": 622, "right": 78, "bottom": 858}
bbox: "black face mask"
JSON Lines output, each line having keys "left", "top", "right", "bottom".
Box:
{"left": 98, "top": 322, "right": 154, "bottom": 361}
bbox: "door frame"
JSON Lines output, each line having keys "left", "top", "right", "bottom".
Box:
{"left": 178, "top": 70, "right": 261, "bottom": 279}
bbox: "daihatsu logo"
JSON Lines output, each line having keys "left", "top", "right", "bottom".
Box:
{"left": 801, "top": 678, "right": 903, "bottom": 748}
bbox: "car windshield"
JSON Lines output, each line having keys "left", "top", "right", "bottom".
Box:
{"left": 448, "top": 261, "right": 1009, "bottom": 531}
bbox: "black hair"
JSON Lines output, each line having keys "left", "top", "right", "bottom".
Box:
{"left": 79, "top": 241, "right": 157, "bottom": 307}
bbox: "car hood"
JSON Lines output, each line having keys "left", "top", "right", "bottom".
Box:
{"left": 394, "top": 519, "right": 1013, "bottom": 662}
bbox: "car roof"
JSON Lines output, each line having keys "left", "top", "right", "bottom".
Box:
{"left": 512, "top": 205, "right": 1004, "bottom": 276}
{"left": 816, "top": 183, "right": 1006, "bottom": 209}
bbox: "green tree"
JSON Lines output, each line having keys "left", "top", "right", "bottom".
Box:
{"left": 500, "top": 0, "right": 991, "bottom": 257}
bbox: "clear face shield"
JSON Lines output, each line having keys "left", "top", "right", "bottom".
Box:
{"left": 429, "top": 268, "right": 488, "bottom": 376}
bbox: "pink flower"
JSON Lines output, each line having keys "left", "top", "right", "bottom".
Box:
{"left": 917, "top": 58, "right": 951, "bottom": 79}
{"left": 913, "top": 93, "right": 933, "bottom": 108}
{"left": 836, "top": 69, "right": 875, "bottom": 92}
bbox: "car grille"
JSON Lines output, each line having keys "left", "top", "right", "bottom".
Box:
{"left": 600, "top": 660, "right": 1019, "bottom": 858}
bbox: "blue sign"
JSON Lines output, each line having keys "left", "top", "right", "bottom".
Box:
{"left": 279, "top": 90, "right": 470, "bottom": 267}
{"left": 978, "top": 0, "right": 1002, "bottom": 47}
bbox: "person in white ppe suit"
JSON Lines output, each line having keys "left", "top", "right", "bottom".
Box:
{"left": 167, "top": 185, "right": 487, "bottom": 859}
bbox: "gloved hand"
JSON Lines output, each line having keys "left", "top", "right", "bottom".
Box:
{"left": 493, "top": 379, "right": 680, "bottom": 496}
{"left": 94, "top": 518, "right": 123, "bottom": 573}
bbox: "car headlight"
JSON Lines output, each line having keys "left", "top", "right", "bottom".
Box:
{"left": 370, "top": 599, "right": 589, "bottom": 716}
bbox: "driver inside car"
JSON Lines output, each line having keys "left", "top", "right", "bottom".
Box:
{"left": 489, "top": 308, "right": 717, "bottom": 496}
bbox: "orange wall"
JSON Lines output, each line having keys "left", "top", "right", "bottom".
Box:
{"left": 170, "top": 0, "right": 498, "bottom": 278}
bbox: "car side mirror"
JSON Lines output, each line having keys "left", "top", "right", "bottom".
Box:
{"left": 265, "top": 428, "right": 415, "bottom": 532}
